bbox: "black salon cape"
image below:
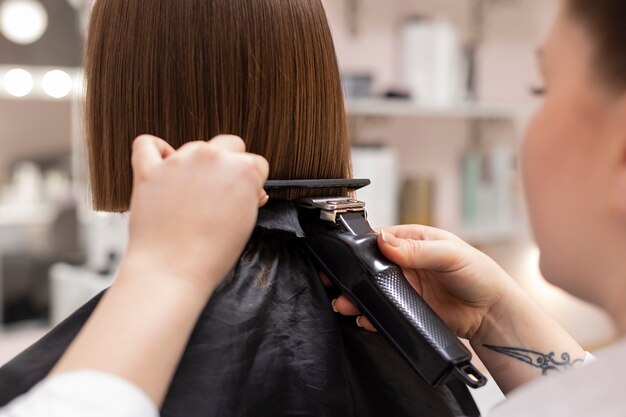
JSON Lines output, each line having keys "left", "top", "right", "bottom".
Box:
{"left": 0, "top": 200, "right": 480, "bottom": 417}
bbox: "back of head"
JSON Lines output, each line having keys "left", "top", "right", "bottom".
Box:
{"left": 85, "top": 0, "right": 351, "bottom": 212}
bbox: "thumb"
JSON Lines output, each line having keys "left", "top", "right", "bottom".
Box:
{"left": 379, "top": 230, "right": 461, "bottom": 272}
{"left": 206, "top": 135, "right": 246, "bottom": 153}
{"left": 131, "top": 135, "right": 176, "bottom": 180}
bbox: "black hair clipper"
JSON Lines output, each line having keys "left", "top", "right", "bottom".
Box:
{"left": 296, "top": 197, "right": 486, "bottom": 388}
{"left": 264, "top": 179, "right": 487, "bottom": 389}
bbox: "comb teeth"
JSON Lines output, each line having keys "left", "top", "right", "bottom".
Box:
{"left": 263, "top": 179, "right": 370, "bottom": 191}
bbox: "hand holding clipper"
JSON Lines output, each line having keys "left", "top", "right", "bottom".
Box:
{"left": 296, "top": 197, "right": 488, "bottom": 389}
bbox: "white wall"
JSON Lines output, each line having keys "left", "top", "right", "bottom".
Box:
{"left": 0, "top": 99, "right": 72, "bottom": 182}
{"left": 323, "top": 0, "right": 471, "bottom": 93}
{"left": 324, "top": 0, "right": 558, "bottom": 101}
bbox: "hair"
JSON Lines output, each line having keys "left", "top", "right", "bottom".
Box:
{"left": 567, "top": 0, "right": 626, "bottom": 91}
{"left": 84, "top": 0, "right": 351, "bottom": 212}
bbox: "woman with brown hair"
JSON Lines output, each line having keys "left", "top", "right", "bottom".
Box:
{"left": 0, "top": 1, "right": 477, "bottom": 416}
{"left": 85, "top": 0, "right": 352, "bottom": 209}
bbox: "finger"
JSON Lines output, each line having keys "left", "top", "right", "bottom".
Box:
{"left": 259, "top": 190, "right": 270, "bottom": 207}
{"left": 221, "top": 152, "right": 268, "bottom": 206}
{"left": 131, "top": 135, "right": 176, "bottom": 179}
{"left": 380, "top": 224, "right": 462, "bottom": 242}
{"left": 332, "top": 295, "right": 361, "bottom": 316}
{"left": 177, "top": 141, "right": 213, "bottom": 155}
{"left": 379, "top": 231, "right": 462, "bottom": 271}
{"left": 319, "top": 272, "right": 333, "bottom": 287}
{"left": 246, "top": 154, "right": 269, "bottom": 182}
{"left": 206, "top": 135, "right": 246, "bottom": 153}
{"left": 356, "top": 315, "right": 377, "bottom": 332}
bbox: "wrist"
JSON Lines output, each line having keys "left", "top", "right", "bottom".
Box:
{"left": 118, "top": 250, "right": 219, "bottom": 304}
{"left": 467, "top": 282, "right": 585, "bottom": 394}
{"left": 470, "top": 283, "right": 531, "bottom": 348}
{"left": 53, "top": 250, "right": 215, "bottom": 404}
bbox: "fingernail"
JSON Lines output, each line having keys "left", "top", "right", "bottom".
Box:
{"left": 259, "top": 192, "right": 270, "bottom": 207}
{"left": 381, "top": 230, "right": 401, "bottom": 248}
{"left": 331, "top": 299, "right": 339, "bottom": 313}
{"left": 356, "top": 316, "right": 363, "bottom": 328}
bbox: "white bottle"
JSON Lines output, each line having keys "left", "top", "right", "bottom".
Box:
{"left": 12, "top": 161, "right": 43, "bottom": 204}
{"left": 402, "top": 18, "right": 463, "bottom": 105}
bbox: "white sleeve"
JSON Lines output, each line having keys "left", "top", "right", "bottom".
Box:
{"left": 0, "top": 371, "right": 159, "bottom": 417}
{"left": 583, "top": 351, "right": 597, "bottom": 365}
{"left": 488, "top": 351, "right": 603, "bottom": 417}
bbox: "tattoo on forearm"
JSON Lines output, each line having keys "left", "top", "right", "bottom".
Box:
{"left": 483, "top": 344, "right": 584, "bottom": 376}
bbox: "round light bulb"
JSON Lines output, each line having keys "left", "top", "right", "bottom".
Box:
{"left": 42, "top": 70, "right": 73, "bottom": 99}
{"left": 3, "top": 68, "right": 34, "bottom": 97}
{"left": 0, "top": 0, "right": 48, "bottom": 45}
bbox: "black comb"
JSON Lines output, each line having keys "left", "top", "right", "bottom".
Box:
{"left": 264, "top": 179, "right": 370, "bottom": 191}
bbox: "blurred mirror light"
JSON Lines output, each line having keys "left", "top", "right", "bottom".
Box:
{"left": 42, "top": 70, "right": 73, "bottom": 98}
{"left": 3, "top": 68, "right": 33, "bottom": 97}
{"left": 0, "top": 0, "right": 48, "bottom": 45}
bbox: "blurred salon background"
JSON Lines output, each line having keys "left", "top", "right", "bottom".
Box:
{"left": 0, "top": 0, "right": 617, "bottom": 413}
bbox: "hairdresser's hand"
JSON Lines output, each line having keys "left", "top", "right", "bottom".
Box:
{"left": 126, "top": 134, "right": 269, "bottom": 296}
{"left": 328, "top": 225, "right": 519, "bottom": 341}
{"left": 53, "top": 136, "right": 269, "bottom": 405}
{"left": 328, "top": 224, "right": 586, "bottom": 394}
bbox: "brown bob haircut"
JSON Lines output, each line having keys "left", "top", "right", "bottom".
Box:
{"left": 85, "top": 0, "right": 351, "bottom": 212}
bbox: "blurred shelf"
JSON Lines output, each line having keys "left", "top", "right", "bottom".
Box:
{"left": 0, "top": 203, "right": 57, "bottom": 226}
{"left": 346, "top": 98, "right": 527, "bottom": 120}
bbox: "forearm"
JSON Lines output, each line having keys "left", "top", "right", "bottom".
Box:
{"left": 470, "top": 286, "right": 585, "bottom": 394}
{"left": 51, "top": 253, "right": 214, "bottom": 406}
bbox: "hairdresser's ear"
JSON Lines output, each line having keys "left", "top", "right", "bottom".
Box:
{"left": 611, "top": 96, "right": 626, "bottom": 219}
{"left": 614, "top": 159, "right": 626, "bottom": 219}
